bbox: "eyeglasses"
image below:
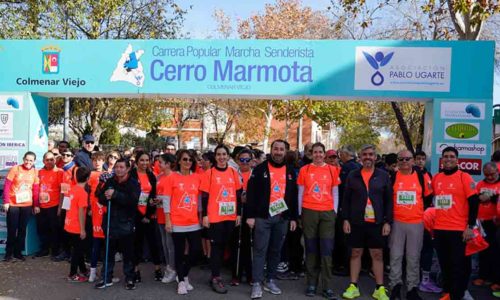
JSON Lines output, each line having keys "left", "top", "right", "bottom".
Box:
{"left": 239, "top": 157, "right": 252, "bottom": 163}
{"left": 182, "top": 157, "right": 193, "bottom": 162}
{"left": 62, "top": 154, "right": 73, "bottom": 157}
{"left": 397, "top": 157, "right": 413, "bottom": 162}
{"left": 85, "top": 141, "right": 95, "bottom": 145}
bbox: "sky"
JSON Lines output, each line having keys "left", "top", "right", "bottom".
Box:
{"left": 181, "top": 0, "right": 499, "bottom": 104}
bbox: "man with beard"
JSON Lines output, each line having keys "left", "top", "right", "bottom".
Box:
{"left": 342, "top": 144, "right": 392, "bottom": 300}
{"left": 246, "top": 140, "right": 298, "bottom": 299}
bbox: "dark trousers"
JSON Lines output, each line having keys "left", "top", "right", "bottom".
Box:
{"left": 172, "top": 230, "right": 202, "bottom": 281}
{"left": 6, "top": 206, "right": 32, "bottom": 256}
{"left": 332, "top": 216, "right": 349, "bottom": 271}
{"left": 434, "top": 230, "right": 468, "bottom": 300}
{"left": 91, "top": 237, "right": 103, "bottom": 268}
{"left": 209, "top": 220, "right": 235, "bottom": 277}
{"left": 231, "top": 222, "right": 253, "bottom": 280}
{"left": 102, "top": 233, "right": 135, "bottom": 282}
{"left": 478, "top": 220, "right": 499, "bottom": 282}
{"left": 134, "top": 218, "right": 161, "bottom": 266}
{"left": 69, "top": 233, "right": 87, "bottom": 276}
{"left": 280, "top": 224, "right": 304, "bottom": 273}
{"left": 58, "top": 210, "right": 70, "bottom": 255}
{"left": 420, "top": 229, "right": 434, "bottom": 272}
{"left": 36, "top": 206, "right": 60, "bottom": 255}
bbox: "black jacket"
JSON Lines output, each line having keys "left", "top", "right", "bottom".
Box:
{"left": 246, "top": 161, "right": 298, "bottom": 221}
{"left": 341, "top": 168, "right": 393, "bottom": 225}
{"left": 97, "top": 175, "right": 140, "bottom": 238}
{"left": 338, "top": 158, "right": 362, "bottom": 213}
{"left": 74, "top": 148, "right": 93, "bottom": 170}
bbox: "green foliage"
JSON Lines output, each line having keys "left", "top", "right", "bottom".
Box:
{"left": 99, "top": 120, "right": 121, "bottom": 145}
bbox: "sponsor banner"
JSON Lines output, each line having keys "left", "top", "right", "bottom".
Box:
{"left": 436, "top": 142, "right": 486, "bottom": 156}
{"left": 440, "top": 102, "right": 485, "bottom": 120}
{"left": 0, "top": 112, "right": 13, "bottom": 138}
{"left": 0, "top": 150, "right": 18, "bottom": 170}
{"left": 444, "top": 122, "right": 479, "bottom": 141}
{"left": 0, "top": 95, "right": 23, "bottom": 111}
{"left": 438, "top": 158, "right": 482, "bottom": 176}
{"left": 354, "top": 46, "right": 451, "bottom": 92}
{"left": 0, "top": 140, "right": 27, "bottom": 150}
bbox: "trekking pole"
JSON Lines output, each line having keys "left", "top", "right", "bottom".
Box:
{"left": 103, "top": 199, "right": 111, "bottom": 289}
{"left": 236, "top": 206, "right": 244, "bottom": 278}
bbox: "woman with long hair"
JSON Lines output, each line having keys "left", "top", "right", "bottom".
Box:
{"left": 200, "top": 144, "right": 242, "bottom": 294}
{"left": 162, "top": 149, "right": 203, "bottom": 294}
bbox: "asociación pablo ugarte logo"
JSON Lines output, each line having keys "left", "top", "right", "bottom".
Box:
{"left": 362, "top": 51, "right": 394, "bottom": 86}
{"left": 110, "top": 44, "right": 145, "bottom": 87}
{"left": 42, "top": 45, "right": 61, "bottom": 74}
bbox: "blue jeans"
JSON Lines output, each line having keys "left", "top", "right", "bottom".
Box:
{"left": 252, "top": 215, "right": 288, "bottom": 283}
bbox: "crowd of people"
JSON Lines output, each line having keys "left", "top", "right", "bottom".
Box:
{"left": 2, "top": 135, "right": 500, "bottom": 300}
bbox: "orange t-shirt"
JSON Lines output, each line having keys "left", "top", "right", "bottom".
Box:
{"left": 61, "top": 165, "right": 78, "bottom": 196}
{"left": 89, "top": 171, "right": 106, "bottom": 238}
{"left": 64, "top": 185, "right": 88, "bottom": 234}
{"left": 153, "top": 160, "right": 161, "bottom": 176}
{"left": 475, "top": 180, "right": 499, "bottom": 221}
{"left": 432, "top": 170, "right": 476, "bottom": 231}
{"left": 137, "top": 172, "right": 152, "bottom": 216}
{"left": 361, "top": 169, "right": 375, "bottom": 223}
{"left": 298, "top": 164, "right": 341, "bottom": 211}
{"left": 38, "top": 167, "right": 62, "bottom": 209}
{"left": 6, "top": 165, "right": 39, "bottom": 207}
{"left": 240, "top": 171, "right": 251, "bottom": 191}
{"left": 162, "top": 172, "right": 201, "bottom": 227}
{"left": 155, "top": 173, "right": 172, "bottom": 225}
{"left": 200, "top": 167, "right": 241, "bottom": 223}
{"left": 393, "top": 171, "right": 432, "bottom": 224}
{"left": 269, "top": 164, "right": 286, "bottom": 205}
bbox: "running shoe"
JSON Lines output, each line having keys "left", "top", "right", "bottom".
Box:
{"left": 125, "top": 280, "right": 136, "bottom": 290}
{"left": 342, "top": 284, "right": 361, "bottom": 299}
{"left": 95, "top": 280, "right": 113, "bottom": 289}
{"left": 210, "top": 277, "right": 227, "bottom": 294}
{"left": 177, "top": 281, "right": 188, "bottom": 295}
{"left": 251, "top": 282, "right": 263, "bottom": 299}
{"left": 263, "top": 279, "right": 282, "bottom": 295}
{"left": 493, "top": 291, "right": 500, "bottom": 298}
{"left": 67, "top": 274, "right": 88, "bottom": 283}
{"left": 419, "top": 278, "right": 443, "bottom": 293}
{"left": 372, "top": 286, "right": 389, "bottom": 300}
{"left": 305, "top": 285, "right": 316, "bottom": 297}
{"left": 161, "top": 269, "right": 176, "bottom": 283}
{"left": 322, "top": 289, "right": 338, "bottom": 300}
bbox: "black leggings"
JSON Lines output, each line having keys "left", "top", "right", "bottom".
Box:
{"left": 172, "top": 230, "right": 202, "bottom": 281}
{"left": 209, "top": 221, "right": 235, "bottom": 278}
{"left": 134, "top": 218, "right": 161, "bottom": 266}
{"left": 69, "top": 233, "right": 87, "bottom": 276}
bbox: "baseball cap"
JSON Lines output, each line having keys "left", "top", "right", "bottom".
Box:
{"left": 82, "top": 134, "right": 95, "bottom": 143}
{"left": 326, "top": 150, "right": 337, "bottom": 157}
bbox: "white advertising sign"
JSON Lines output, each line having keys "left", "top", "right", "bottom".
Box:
{"left": 436, "top": 142, "right": 487, "bottom": 156}
{"left": 354, "top": 47, "right": 451, "bottom": 92}
{"left": 0, "top": 113, "right": 13, "bottom": 138}
{"left": 0, "top": 150, "right": 18, "bottom": 170}
{"left": 0, "top": 95, "right": 23, "bottom": 111}
{"left": 444, "top": 122, "right": 480, "bottom": 141}
{"left": 440, "top": 102, "right": 485, "bottom": 120}
{"left": 0, "top": 140, "right": 27, "bottom": 149}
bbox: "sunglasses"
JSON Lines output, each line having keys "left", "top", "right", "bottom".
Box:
{"left": 397, "top": 157, "right": 412, "bottom": 162}
{"left": 182, "top": 157, "right": 193, "bottom": 162}
{"left": 239, "top": 157, "right": 252, "bottom": 163}
{"left": 85, "top": 141, "right": 95, "bottom": 144}
{"left": 62, "top": 153, "right": 73, "bottom": 157}
{"left": 327, "top": 155, "right": 337, "bottom": 159}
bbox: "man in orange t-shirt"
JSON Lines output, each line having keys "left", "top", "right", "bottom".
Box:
{"left": 389, "top": 150, "right": 432, "bottom": 300}
{"left": 432, "top": 146, "right": 478, "bottom": 300}
{"left": 473, "top": 162, "right": 500, "bottom": 288}
{"left": 36, "top": 151, "right": 63, "bottom": 258}
{"left": 64, "top": 167, "right": 90, "bottom": 282}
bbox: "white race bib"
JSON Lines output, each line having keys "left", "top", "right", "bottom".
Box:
{"left": 397, "top": 191, "right": 417, "bottom": 205}
{"left": 218, "top": 201, "right": 236, "bottom": 216}
{"left": 138, "top": 192, "right": 149, "bottom": 206}
{"left": 39, "top": 192, "right": 50, "bottom": 204}
{"left": 269, "top": 198, "right": 288, "bottom": 217}
{"left": 15, "top": 190, "right": 31, "bottom": 204}
{"left": 435, "top": 194, "right": 452, "bottom": 209}
{"left": 60, "top": 183, "right": 70, "bottom": 194}
{"left": 364, "top": 202, "right": 375, "bottom": 220}
{"left": 62, "top": 196, "right": 71, "bottom": 210}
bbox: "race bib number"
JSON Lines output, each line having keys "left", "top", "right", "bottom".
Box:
{"left": 39, "top": 192, "right": 50, "bottom": 204}
{"left": 269, "top": 198, "right": 288, "bottom": 217}
{"left": 15, "top": 190, "right": 31, "bottom": 204}
{"left": 138, "top": 192, "right": 149, "bottom": 206}
{"left": 397, "top": 191, "right": 417, "bottom": 205}
{"left": 218, "top": 201, "right": 236, "bottom": 216}
{"left": 364, "top": 202, "right": 375, "bottom": 220}
{"left": 60, "top": 183, "right": 70, "bottom": 194}
{"left": 435, "top": 195, "right": 452, "bottom": 209}
{"left": 61, "top": 196, "right": 71, "bottom": 210}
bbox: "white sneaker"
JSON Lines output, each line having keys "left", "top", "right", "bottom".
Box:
{"left": 114, "top": 252, "right": 122, "bottom": 262}
{"left": 88, "top": 268, "right": 97, "bottom": 283}
{"left": 177, "top": 281, "right": 188, "bottom": 295}
{"left": 162, "top": 270, "right": 176, "bottom": 284}
{"left": 463, "top": 290, "right": 475, "bottom": 300}
{"left": 112, "top": 277, "right": 120, "bottom": 283}
{"left": 184, "top": 277, "right": 194, "bottom": 291}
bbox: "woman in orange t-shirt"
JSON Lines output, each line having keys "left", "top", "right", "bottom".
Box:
{"left": 155, "top": 153, "right": 177, "bottom": 284}
{"left": 163, "top": 149, "right": 203, "bottom": 294}
{"left": 129, "top": 151, "right": 161, "bottom": 282}
{"left": 2, "top": 151, "right": 39, "bottom": 261}
{"left": 200, "top": 144, "right": 242, "bottom": 294}
{"left": 297, "top": 142, "right": 340, "bottom": 296}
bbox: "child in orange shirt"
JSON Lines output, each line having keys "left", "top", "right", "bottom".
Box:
{"left": 88, "top": 152, "right": 105, "bottom": 282}
{"left": 64, "top": 167, "right": 91, "bottom": 282}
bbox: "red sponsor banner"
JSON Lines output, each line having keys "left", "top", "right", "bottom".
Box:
{"left": 438, "top": 158, "right": 482, "bottom": 175}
